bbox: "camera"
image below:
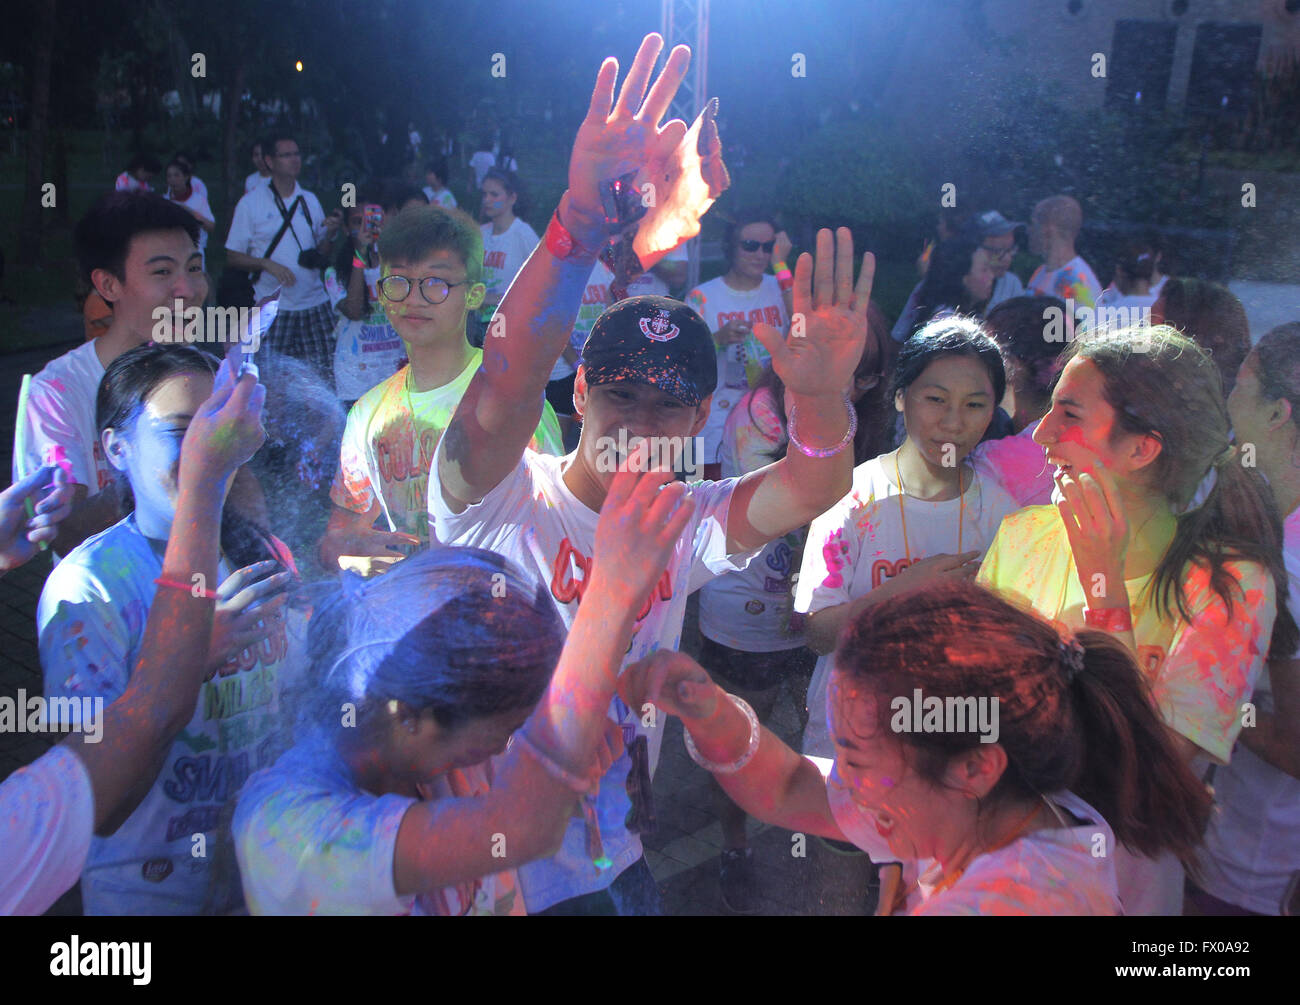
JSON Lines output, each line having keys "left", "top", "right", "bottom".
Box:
{"left": 298, "top": 248, "right": 329, "bottom": 270}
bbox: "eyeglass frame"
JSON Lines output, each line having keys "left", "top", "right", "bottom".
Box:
{"left": 980, "top": 242, "right": 1016, "bottom": 260}
{"left": 739, "top": 239, "right": 776, "bottom": 253}
{"left": 379, "top": 273, "right": 480, "bottom": 305}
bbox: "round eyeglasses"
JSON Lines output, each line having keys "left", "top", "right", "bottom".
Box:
{"left": 379, "top": 274, "right": 474, "bottom": 305}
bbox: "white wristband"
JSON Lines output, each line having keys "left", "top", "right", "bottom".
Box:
{"left": 683, "top": 694, "right": 760, "bottom": 774}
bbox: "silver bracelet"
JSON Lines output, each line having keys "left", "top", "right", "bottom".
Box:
{"left": 787, "top": 394, "right": 857, "bottom": 459}
{"left": 683, "top": 694, "right": 760, "bottom": 774}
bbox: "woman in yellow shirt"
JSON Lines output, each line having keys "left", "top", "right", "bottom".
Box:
{"left": 977, "top": 324, "right": 1297, "bottom": 914}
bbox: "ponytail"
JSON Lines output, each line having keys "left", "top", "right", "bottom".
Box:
{"left": 1154, "top": 453, "right": 1298, "bottom": 661}
{"left": 838, "top": 580, "right": 1215, "bottom": 864}
{"left": 1067, "top": 631, "right": 1212, "bottom": 864}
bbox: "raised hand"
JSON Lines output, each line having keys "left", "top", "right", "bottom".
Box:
{"left": 773, "top": 230, "right": 793, "bottom": 266}
{"left": 181, "top": 341, "right": 267, "bottom": 488}
{"left": 587, "top": 454, "right": 696, "bottom": 612}
{"left": 751, "top": 228, "right": 875, "bottom": 400}
{"left": 0, "top": 464, "right": 75, "bottom": 572}
{"left": 208, "top": 560, "right": 294, "bottom": 671}
{"left": 566, "top": 33, "right": 727, "bottom": 262}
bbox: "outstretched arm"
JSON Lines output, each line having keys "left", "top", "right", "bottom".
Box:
{"left": 393, "top": 462, "right": 696, "bottom": 892}
{"left": 726, "top": 228, "right": 875, "bottom": 553}
{"left": 436, "top": 33, "right": 726, "bottom": 513}
{"left": 619, "top": 650, "right": 846, "bottom": 840}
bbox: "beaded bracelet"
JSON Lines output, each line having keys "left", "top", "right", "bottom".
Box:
{"left": 1083, "top": 605, "right": 1133, "bottom": 633}
{"left": 787, "top": 394, "right": 858, "bottom": 459}
{"left": 154, "top": 576, "right": 219, "bottom": 600}
{"left": 514, "top": 730, "right": 593, "bottom": 793}
{"left": 683, "top": 694, "right": 761, "bottom": 774}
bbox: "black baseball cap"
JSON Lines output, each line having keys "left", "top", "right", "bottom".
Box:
{"left": 581, "top": 295, "right": 718, "bottom": 407}
{"left": 964, "top": 210, "right": 1023, "bottom": 240}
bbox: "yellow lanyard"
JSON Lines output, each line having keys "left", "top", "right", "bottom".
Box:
{"left": 894, "top": 450, "right": 965, "bottom": 564}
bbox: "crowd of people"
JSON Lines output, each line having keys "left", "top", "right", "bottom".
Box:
{"left": 2, "top": 32, "right": 1296, "bottom": 917}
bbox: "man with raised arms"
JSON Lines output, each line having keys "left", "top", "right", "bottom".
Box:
{"left": 428, "top": 33, "right": 876, "bottom": 914}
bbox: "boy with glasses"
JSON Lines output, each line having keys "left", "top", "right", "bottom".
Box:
{"left": 964, "top": 210, "right": 1024, "bottom": 310}
{"left": 318, "top": 205, "right": 561, "bottom": 575}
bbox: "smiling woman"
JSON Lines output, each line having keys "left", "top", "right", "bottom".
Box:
{"left": 794, "top": 316, "right": 1020, "bottom": 761}
{"left": 36, "top": 344, "right": 298, "bottom": 915}
{"left": 616, "top": 578, "right": 1211, "bottom": 915}
{"left": 977, "top": 323, "right": 1299, "bottom": 914}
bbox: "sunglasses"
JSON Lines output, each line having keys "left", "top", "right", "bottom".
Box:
{"left": 981, "top": 244, "right": 1016, "bottom": 260}
{"left": 379, "top": 274, "right": 473, "bottom": 305}
{"left": 739, "top": 239, "right": 776, "bottom": 253}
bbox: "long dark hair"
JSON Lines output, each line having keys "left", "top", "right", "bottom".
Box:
{"left": 838, "top": 580, "right": 1212, "bottom": 862}
{"left": 481, "top": 166, "right": 527, "bottom": 220}
{"left": 747, "top": 301, "right": 896, "bottom": 464}
{"left": 1158, "top": 277, "right": 1250, "bottom": 397}
{"left": 1062, "top": 325, "right": 1298, "bottom": 660}
{"left": 1253, "top": 323, "right": 1300, "bottom": 424}
{"left": 307, "top": 548, "right": 564, "bottom": 736}
{"left": 984, "top": 295, "right": 1069, "bottom": 419}
{"left": 913, "top": 235, "right": 985, "bottom": 329}
{"left": 890, "top": 314, "right": 1006, "bottom": 406}
{"left": 96, "top": 343, "right": 279, "bottom": 570}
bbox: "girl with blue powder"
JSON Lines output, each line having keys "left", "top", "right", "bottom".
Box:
{"left": 234, "top": 457, "right": 693, "bottom": 915}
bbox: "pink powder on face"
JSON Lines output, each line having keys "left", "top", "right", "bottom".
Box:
{"left": 1057, "top": 426, "right": 1091, "bottom": 451}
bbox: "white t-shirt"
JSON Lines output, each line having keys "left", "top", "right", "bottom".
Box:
{"left": 244, "top": 171, "right": 268, "bottom": 194}
{"left": 234, "top": 729, "right": 523, "bottom": 915}
{"left": 987, "top": 270, "right": 1025, "bottom": 311}
{"left": 827, "top": 771, "right": 1120, "bottom": 915}
{"left": 624, "top": 245, "right": 689, "bottom": 299}
{"left": 481, "top": 218, "right": 539, "bottom": 304}
{"left": 686, "top": 274, "right": 789, "bottom": 465}
{"left": 428, "top": 449, "right": 758, "bottom": 911}
{"left": 1025, "top": 255, "right": 1103, "bottom": 311}
{"left": 1088, "top": 288, "right": 1157, "bottom": 331}
{"left": 13, "top": 340, "right": 112, "bottom": 497}
{"left": 323, "top": 263, "right": 406, "bottom": 401}
{"left": 699, "top": 386, "right": 806, "bottom": 651}
{"left": 38, "top": 517, "right": 301, "bottom": 914}
{"left": 469, "top": 151, "right": 495, "bottom": 189}
{"left": 971, "top": 418, "right": 1054, "bottom": 507}
{"left": 189, "top": 175, "right": 209, "bottom": 200}
{"left": 1196, "top": 506, "right": 1300, "bottom": 914}
{"left": 225, "top": 181, "right": 330, "bottom": 311}
{"left": 422, "top": 186, "right": 457, "bottom": 210}
{"left": 795, "top": 454, "right": 1019, "bottom": 758}
{"left": 0, "top": 744, "right": 94, "bottom": 915}
{"left": 164, "top": 187, "right": 214, "bottom": 260}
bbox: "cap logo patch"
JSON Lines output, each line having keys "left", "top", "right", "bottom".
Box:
{"left": 639, "top": 309, "right": 680, "bottom": 342}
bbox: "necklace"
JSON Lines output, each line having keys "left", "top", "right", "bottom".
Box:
{"left": 894, "top": 449, "right": 965, "bottom": 563}
{"left": 926, "top": 797, "right": 1048, "bottom": 900}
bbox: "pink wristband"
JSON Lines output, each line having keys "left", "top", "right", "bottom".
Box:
{"left": 1083, "top": 606, "right": 1133, "bottom": 633}
{"left": 154, "top": 577, "right": 219, "bottom": 601}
